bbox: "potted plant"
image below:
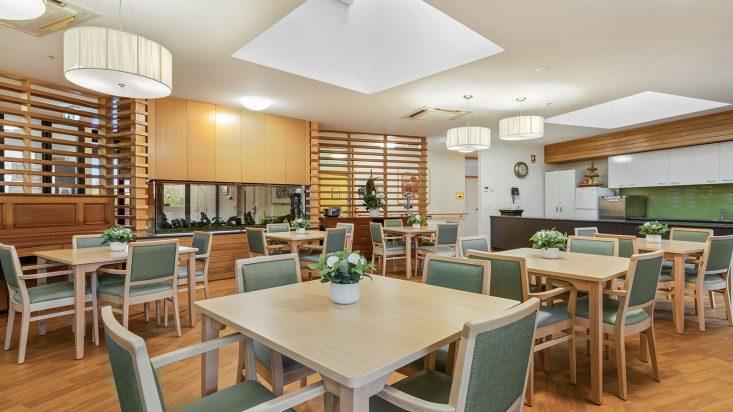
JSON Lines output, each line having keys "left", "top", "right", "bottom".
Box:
{"left": 407, "top": 214, "right": 424, "bottom": 229}
{"left": 102, "top": 226, "right": 135, "bottom": 252}
{"left": 638, "top": 221, "right": 669, "bottom": 243}
{"left": 309, "top": 251, "right": 376, "bottom": 305}
{"left": 362, "top": 177, "right": 383, "bottom": 218}
{"left": 530, "top": 229, "right": 568, "bottom": 259}
{"left": 292, "top": 218, "right": 310, "bottom": 233}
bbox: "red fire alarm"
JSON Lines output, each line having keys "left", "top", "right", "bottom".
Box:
{"left": 530, "top": 154, "right": 536, "bottom": 163}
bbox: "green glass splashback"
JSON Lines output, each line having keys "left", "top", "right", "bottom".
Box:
{"left": 620, "top": 185, "right": 733, "bottom": 220}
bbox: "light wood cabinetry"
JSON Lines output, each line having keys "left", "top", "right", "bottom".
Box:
{"left": 264, "top": 114, "right": 288, "bottom": 184}
{"left": 215, "top": 105, "right": 242, "bottom": 182}
{"left": 186, "top": 101, "right": 216, "bottom": 181}
{"left": 286, "top": 118, "right": 308, "bottom": 185}
{"left": 154, "top": 97, "right": 188, "bottom": 180}
{"left": 241, "top": 110, "right": 266, "bottom": 183}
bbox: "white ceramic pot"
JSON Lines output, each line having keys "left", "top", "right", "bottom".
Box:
{"left": 368, "top": 208, "right": 380, "bottom": 217}
{"left": 412, "top": 223, "right": 421, "bottom": 229}
{"left": 330, "top": 282, "right": 360, "bottom": 305}
{"left": 646, "top": 234, "right": 662, "bottom": 243}
{"left": 542, "top": 247, "right": 560, "bottom": 259}
{"left": 296, "top": 227, "right": 306, "bottom": 233}
{"left": 109, "top": 241, "right": 128, "bottom": 252}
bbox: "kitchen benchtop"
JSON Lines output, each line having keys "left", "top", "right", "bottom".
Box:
{"left": 491, "top": 215, "right": 733, "bottom": 229}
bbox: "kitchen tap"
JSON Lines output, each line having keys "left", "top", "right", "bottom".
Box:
{"left": 720, "top": 208, "right": 727, "bottom": 221}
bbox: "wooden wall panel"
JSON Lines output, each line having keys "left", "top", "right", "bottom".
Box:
{"left": 286, "top": 119, "right": 308, "bottom": 185}
{"left": 242, "top": 110, "right": 266, "bottom": 183}
{"left": 13, "top": 203, "right": 76, "bottom": 228}
{"left": 152, "top": 232, "right": 248, "bottom": 281}
{"left": 264, "top": 114, "right": 287, "bottom": 184}
{"left": 154, "top": 97, "right": 188, "bottom": 179}
{"left": 186, "top": 101, "right": 216, "bottom": 181}
{"left": 545, "top": 109, "right": 733, "bottom": 163}
{"left": 215, "top": 105, "right": 242, "bottom": 182}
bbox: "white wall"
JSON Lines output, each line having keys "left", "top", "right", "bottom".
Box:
{"left": 426, "top": 136, "right": 467, "bottom": 232}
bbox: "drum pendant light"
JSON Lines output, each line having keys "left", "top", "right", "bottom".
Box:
{"left": 499, "top": 97, "right": 544, "bottom": 140}
{"left": 446, "top": 95, "right": 491, "bottom": 153}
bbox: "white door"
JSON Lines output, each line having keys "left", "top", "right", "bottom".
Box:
{"left": 544, "top": 171, "right": 558, "bottom": 218}
{"left": 557, "top": 170, "right": 576, "bottom": 219}
{"left": 720, "top": 141, "right": 733, "bottom": 183}
{"left": 464, "top": 178, "right": 479, "bottom": 236}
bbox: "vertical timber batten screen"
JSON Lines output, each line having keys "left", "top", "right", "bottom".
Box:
{"left": 309, "top": 125, "right": 427, "bottom": 220}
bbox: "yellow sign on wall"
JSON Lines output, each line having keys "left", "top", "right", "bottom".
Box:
{"left": 455, "top": 192, "right": 464, "bottom": 200}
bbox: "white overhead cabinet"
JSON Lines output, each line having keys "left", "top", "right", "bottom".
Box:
{"left": 545, "top": 170, "right": 576, "bottom": 219}
{"left": 668, "top": 146, "right": 696, "bottom": 186}
{"left": 719, "top": 141, "right": 733, "bottom": 183}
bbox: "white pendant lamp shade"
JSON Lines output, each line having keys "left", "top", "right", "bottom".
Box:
{"left": 499, "top": 115, "right": 544, "bottom": 140}
{"left": 63, "top": 26, "right": 172, "bottom": 98}
{"left": 0, "top": 0, "right": 46, "bottom": 20}
{"left": 446, "top": 126, "right": 491, "bottom": 152}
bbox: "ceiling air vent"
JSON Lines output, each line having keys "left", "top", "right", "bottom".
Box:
{"left": 0, "top": 1, "right": 99, "bottom": 37}
{"left": 406, "top": 107, "right": 465, "bottom": 122}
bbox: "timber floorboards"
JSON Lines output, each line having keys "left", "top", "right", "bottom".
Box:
{"left": 1, "top": 264, "right": 732, "bottom": 411}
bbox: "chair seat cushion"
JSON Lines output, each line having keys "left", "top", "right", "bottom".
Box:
{"left": 253, "top": 340, "right": 306, "bottom": 374}
{"left": 660, "top": 266, "right": 725, "bottom": 286}
{"left": 98, "top": 273, "right": 121, "bottom": 285}
{"left": 12, "top": 281, "right": 90, "bottom": 304}
{"left": 176, "top": 267, "right": 205, "bottom": 279}
{"left": 417, "top": 245, "right": 455, "bottom": 254}
{"left": 375, "top": 242, "right": 406, "bottom": 251}
{"left": 299, "top": 252, "right": 322, "bottom": 263}
{"left": 537, "top": 306, "right": 571, "bottom": 328}
{"left": 182, "top": 380, "right": 293, "bottom": 412}
{"left": 529, "top": 284, "right": 540, "bottom": 293}
{"left": 98, "top": 278, "right": 173, "bottom": 297}
{"left": 369, "top": 370, "right": 453, "bottom": 411}
{"left": 560, "top": 296, "right": 649, "bottom": 326}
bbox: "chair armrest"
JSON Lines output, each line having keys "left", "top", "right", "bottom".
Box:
{"left": 150, "top": 333, "right": 243, "bottom": 369}
{"left": 19, "top": 270, "right": 73, "bottom": 280}
{"left": 529, "top": 284, "right": 574, "bottom": 300}
{"left": 98, "top": 268, "right": 127, "bottom": 275}
{"left": 376, "top": 386, "right": 455, "bottom": 412}
{"left": 21, "top": 262, "right": 67, "bottom": 271}
{"left": 604, "top": 289, "right": 628, "bottom": 297}
{"left": 195, "top": 253, "right": 210, "bottom": 259}
{"left": 244, "top": 382, "right": 327, "bottom": 412}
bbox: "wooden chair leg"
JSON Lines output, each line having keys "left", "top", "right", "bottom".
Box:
{"left": 91, "top": 300, "right": 100, "bottom": 346}
{"left": 171, "top": 295, "right": 182, "bottom": 337}
{"left": 646, "top": 326, "right": 660, "bottom": 382}
{"left": 709, "top": 290, "right": 717, "bottom": 309}
{"left": 164, "top": 299, "right": 169, "bottom": 327}
{"left": 236, "top": 341, "right": 245, "bottom": 383}
{"left": 122, "top": 304, "right": 130, "bottom": 329}
{"left": 300, "top": 378, "right": 308, "bottom": 387}
{"left": 543, "top": 336, "right": 551, "bottom": 372}
{"left": 525, "top": 355, "right": 535, "bottom": 406}
{"left": 639, "top": 333, "right": 649, "bottom": 363}
{"left": 568, "top": 331, "right": 577, "bottom": 385}
{"left": 144, "top": 302, "right": 150, "bottom": 322}
{"left": 4, "top": 304, "right": 15, "bottom": 350}
{"left": 203, "top": 277, "right": 210, "bottom": 300}
{"left": 696, "top": 287, "right": 706, "bottom": 332}
{"left": 723, "top": 286, "right": 733, "bottom": 325}
{"left": 381, "top": 255, "right": 387, "bottom": 277}
{"left": 615, "top": 332, "right": 628, "bottom": 400}
{"left": 17, "top": 311, "right": 30, "bottom": 364}
{"left": 156, "top": 300, "right": 161, "bottom": 326}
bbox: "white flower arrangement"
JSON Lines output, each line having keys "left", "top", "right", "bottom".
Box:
{"left": 407, "top": 214, "right": 424, "bottom": 225}
{"left": 638, "top": 221, "right": 669, "bottom": 235}
{"left": 101, "top": 226, "right": 134, "bottom": 244}
{"left": 530, "top": 229, "right": 568, "bottom": 250}
{"left": 291, "top": 218, "right": 310, "bottom": 229}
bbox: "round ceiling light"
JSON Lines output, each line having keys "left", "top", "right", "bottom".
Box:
{"left": 63, "top": 26, "right": 172, "bottom": 98}
{"left": 0, "top": 0, "right": 46, "bottom": 21}
{"left": 241, "top": 97, "right": 271, "bottom": 111}
{"left": 499, "top": 97, "right": 544, "bottom": 141}
{"left": 446, "top": 95, "right": 491, "bottom": 153}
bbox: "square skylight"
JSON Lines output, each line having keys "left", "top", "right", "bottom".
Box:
{"left": 545, "top": 91, "right": 729, "bottom": 129}
{"left": 232, "top": 0, "right": 503, "bottom": 94}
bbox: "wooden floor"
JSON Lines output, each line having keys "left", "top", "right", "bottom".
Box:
{"left": 1, "top": 266, "right": 732, "bottom": 412}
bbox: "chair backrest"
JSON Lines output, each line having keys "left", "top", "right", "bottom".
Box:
{"left": 622, "top": 251, "right": 665, "bottom": 310}
{"left": 449, "top": 298, "right": 540, "bottom": 412}
{"left": 323, "top": 228, "right": 348, "bottom": 255}
{"left": 384, "top": 219, "right": 403, "bottom": 228}
{"left": 422, "top": 256, "right": 490, "bottom": 295}
{"left": 436, "top": 223, "right": 460, "bottom": 246}
{"left": 457, "top": 235, "right": 490, "bottom": 257}
{"left": 101, "top": 306, "right": 165, "bottom": 411}
{"left": 73, "top": 234, "right": 105, "bottom": 249}
{"left": 574, "top": 227, "right": 598, "bottom": 237}
{"left": 235, "top": 254, "right": 301, "bottom": 293}
{"left": 369, "top": 222, "right": 384, "bottom": 244}
{"left": 670, "top": 227, "right": 713, "bottom": 243}
{"left": 702, "top": 235, "right": 733, "bottom": 275}
{"left": 465, "top": 251, "right": 529, "bottom": 302}
{"left": 266, "top": 223, "right": 290, "bottom": 233}
{"left": 126, "top": 239, "right": 180, "bottom": 283}
{"left": 593, "top": 233, "right": 638, "bottom": 258}
{"left": 0, "top": 243, "right": 23, "bottom": 290}
{"left": 335, "top": 222, "right": 354, "bottom": 234}
{"left": 191, "top": 231, "right": 213, "bottom": 264}
{"left": 567, "top": 235, "right": 618, "bottom": 257}
{"left": 246, "top": 227, "right": 268, "bottom": 255}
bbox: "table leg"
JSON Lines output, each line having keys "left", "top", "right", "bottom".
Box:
{"left": 673, "top": 254, "right": 686, "bottom": 334}
{"left": 323, "top": 376, "right": 387, "bottom": 412}
{"left": 188, "top": 252, "right": 196, "bottom": 327}
{"left": 405, "top": 234, "right": 412, "bottom": 279}
{"left": 290, "top": 240, "right": 299, "bottom": 254}
{"left": 588, "top": 281, "right": 604, "bottom": 405}
{"left": 37, "top": 257, "right": 47, "bottom": 336}
{"left": 201, "top": 314, "right": 221, "bottom": 396}
{"left": 74, "top": 265, "right": 86, "bottom": 360}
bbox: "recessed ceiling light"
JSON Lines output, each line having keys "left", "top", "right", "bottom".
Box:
{"left": 240, "top": 97, "right": 271, "bottom": 111}
{"left": 0, "top": 0, "right": 46, "bottom": 21}
{"left": 534, "top": 66, "right": 549, "bottom": 73}
{"left": 546, "top": 91, "right": 729, "bottom": 129}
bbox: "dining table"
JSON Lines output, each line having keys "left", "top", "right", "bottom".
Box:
{"left": 382, "top": 226, "right": 437, "bottom": 278}
{"left": 33, "top": 245, "right": 198, "bottom": 359}
{"left": 636, "top": 238, "right": 706, "bottom": 334}
{"left": 195, "top": 276, "right": 518, "bottom": 411}
{"left": 495, "top": 247, "right": 630, "bottom": 405}
{"left": 265, "top": 229, "right": 326, "bottom": 253}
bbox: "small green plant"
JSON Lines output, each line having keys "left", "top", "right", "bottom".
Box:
{"left": 362, "top": 177, "right": 384, "bottom": 210}
{"left": 638, "top": 221, "right": 670, "bottom": 235}
{"left": 101, "top": 226, "right": 135, "bottom": 244}
{"left": 211, "top": 216, "right": 225, "bottom": 226}
{"left": 530, "top": 229, "right": 568, "bottom": 250}
{"left": 308, "top": 251, "right": 376, "bottom": 284}
{"left": 291, "top": 218, "right": 310, "bottom": 229}
{"left": 407, "top": 214, "right": 424, "bottom": 225}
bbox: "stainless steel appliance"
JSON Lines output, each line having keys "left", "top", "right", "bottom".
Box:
{"left": 599, "top": 196, "right": 647, "bottom": 219}
{"left": 323, "top": 207, "right": 341, "bottom": 217}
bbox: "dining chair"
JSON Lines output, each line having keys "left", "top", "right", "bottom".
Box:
{"left": 266, "top": 222, "right": 291, "bottom": 252}
{"left": 1, "top": 243, "right": 99, "bottom": 363}
{"left": 246, "top": 227, "right": 282, "bottom": 257}
{"left": 670, "top": 227, "right": 713, "bottom": 243}
{"left": 593, "top": 233, "right": 638, "bottom": 258}
{"left": 335, "top": 222, "right": 355, "bottom": 251}
{"left": 298, "top": 228, "right": 347, "bottom": 279}
{"left": 234, "top": 254, "right": 316, "bottom": 395}
{"left": 456, "top": 235, "right": 490, "bottom": 257}
{"left": 414, "top": 223, "right": 459, "bottom": 277}
{"left": 101, "top": 306, "right": 324, "bottom": 411}
{"left": 658, "top": 234, "right": 733, "bottom": 332}
{"left": 97, "top": 239, "right": 182, "bottom": 336}
{"left": 466, "top": 250, "right": 577, "bottom": 406}
{"left": 568, "top": 250, "right": 664, "bottom": 400}
{"left": 163, "top": 231, "right": 213, "bottom": 326}
{"left": 72, "top": 233, "right": 106, "bottom": 249}
{"left": 370, "top": 222, "right": 407, "bottom": 277}
{"left": 567, "top": 235, "right": 619, "bottom": 257}
{"left": 370, "top": 298, "right": 540, "bottom": 412}
{"left": 384, "top": 219, "right": 404, "bottom": 228}
{"left": 574, "top": 226, "right": 599, "bottom": 236}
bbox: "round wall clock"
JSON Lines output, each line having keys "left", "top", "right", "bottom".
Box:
{"left": 513, "top": 161, "right": 529, "bottom": 178}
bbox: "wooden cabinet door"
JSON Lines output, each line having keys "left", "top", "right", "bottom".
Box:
{"left": 154, "top": 97, "right": 188, "bottom": 180}
{"left": 186, "top": 101, "right": 216, "bottom": 181}
{"left": 215, "top": 105, "right": 242, "bottom": 182}
{"left": 286, "top": 119, "right": 308, "bottom": 185}
{"left": 719, "top": 141, "right": 733, "bottom": 183}
{"left": 264, "top": 114, "right": 287, "bottom": 184}
{"left": 242, "top": 110, "right": 266, "bottom": 183}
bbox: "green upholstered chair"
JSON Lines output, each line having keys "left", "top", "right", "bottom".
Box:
{"left": 234, "top": 254, "right": 315, "bottom": 395}
{"left": 266, "top": 223, "right": 290, "bottom": 233}
{"left": 175, "top": 231, "right": 213, "bottom": 298}
{"left": 574, "top": 227, "right": 599, "bottom": 237}
{"left": 1, "top": 243, "right": 99, "bottom": 363}
{"left": 568, "top": 250, "right": 664, "bottom": 400}
{"left": 414, "top": 223, "right": 459, "bottom": 277}
{"left": 456, "top": 235, "right": 490, "bottom": 257}
{"left": 72, "top": 234, "right": 106, "bottom": 249}
{"left": 246, "top": 227, "right": 283, "bottom": 257}
{"left": 335, "top": 222, "right": 355, "bottom": 251}
{"left": 567, "top": 235, "right": 619, "bottom": 257}
{"left": 670, "top": 227, "right": 713, "bottom": 243}
{"left": 298, "top": 228, "right": 347, "bottom": 279}
{"left": 384, "top": 219, "right": 404, "bottom": 228}
{"left": 593, "top": 233, "right": 638, "bottom": 258}
{"left": 97, "top": 239, "right": 182, "bottom": 336}
{"left": 370, "top": 222, "right": 407, "bottom": 276}
{"left": 465, "top": 250, "right": 577, "bottom": 406}
{"left": 370, "top": 298, "right": 540, "bottom": 412}
{"left": 101, "top": 306, "right": 324, "bottom": 412}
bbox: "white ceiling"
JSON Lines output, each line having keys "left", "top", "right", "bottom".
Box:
{"left": 2, "top": 0, "right": 733, "bottom": 145}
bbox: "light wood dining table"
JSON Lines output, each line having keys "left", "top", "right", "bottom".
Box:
{"left": 636, "top": 238, "right": 706, "bottom": 334}
{"left": 495, "top": 248, "right": 630, "bottom": 405}
{"left": 33, "top": 245, "right": 198, "bottom": 359}
{"left": 195, "top": 276, "right": 518, "bottom": 411}
{"left": 265, "top": 230, "right": 326, "bottom": 253}
{"left": 383, "top": 226, "right": 436, "bottom": 278}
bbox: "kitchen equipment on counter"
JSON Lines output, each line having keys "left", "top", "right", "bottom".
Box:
{"left": 499, "top": 208, "right": 524, "bottom": 217}
{"left": 575, "top": 187, "right": 614, "bottom": 220}
{"left": 599, "top": 195, "right": 647, "bottom": 220}
{"left": 323, "top": 207, "right": 341, "bottom": 217}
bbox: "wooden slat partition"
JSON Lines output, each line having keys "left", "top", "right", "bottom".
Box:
{"left": 309, "top": 124, "right": 427, "bottom": 220}
{"left": 544, "top": 109, "right": 733, "bottom": 163}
